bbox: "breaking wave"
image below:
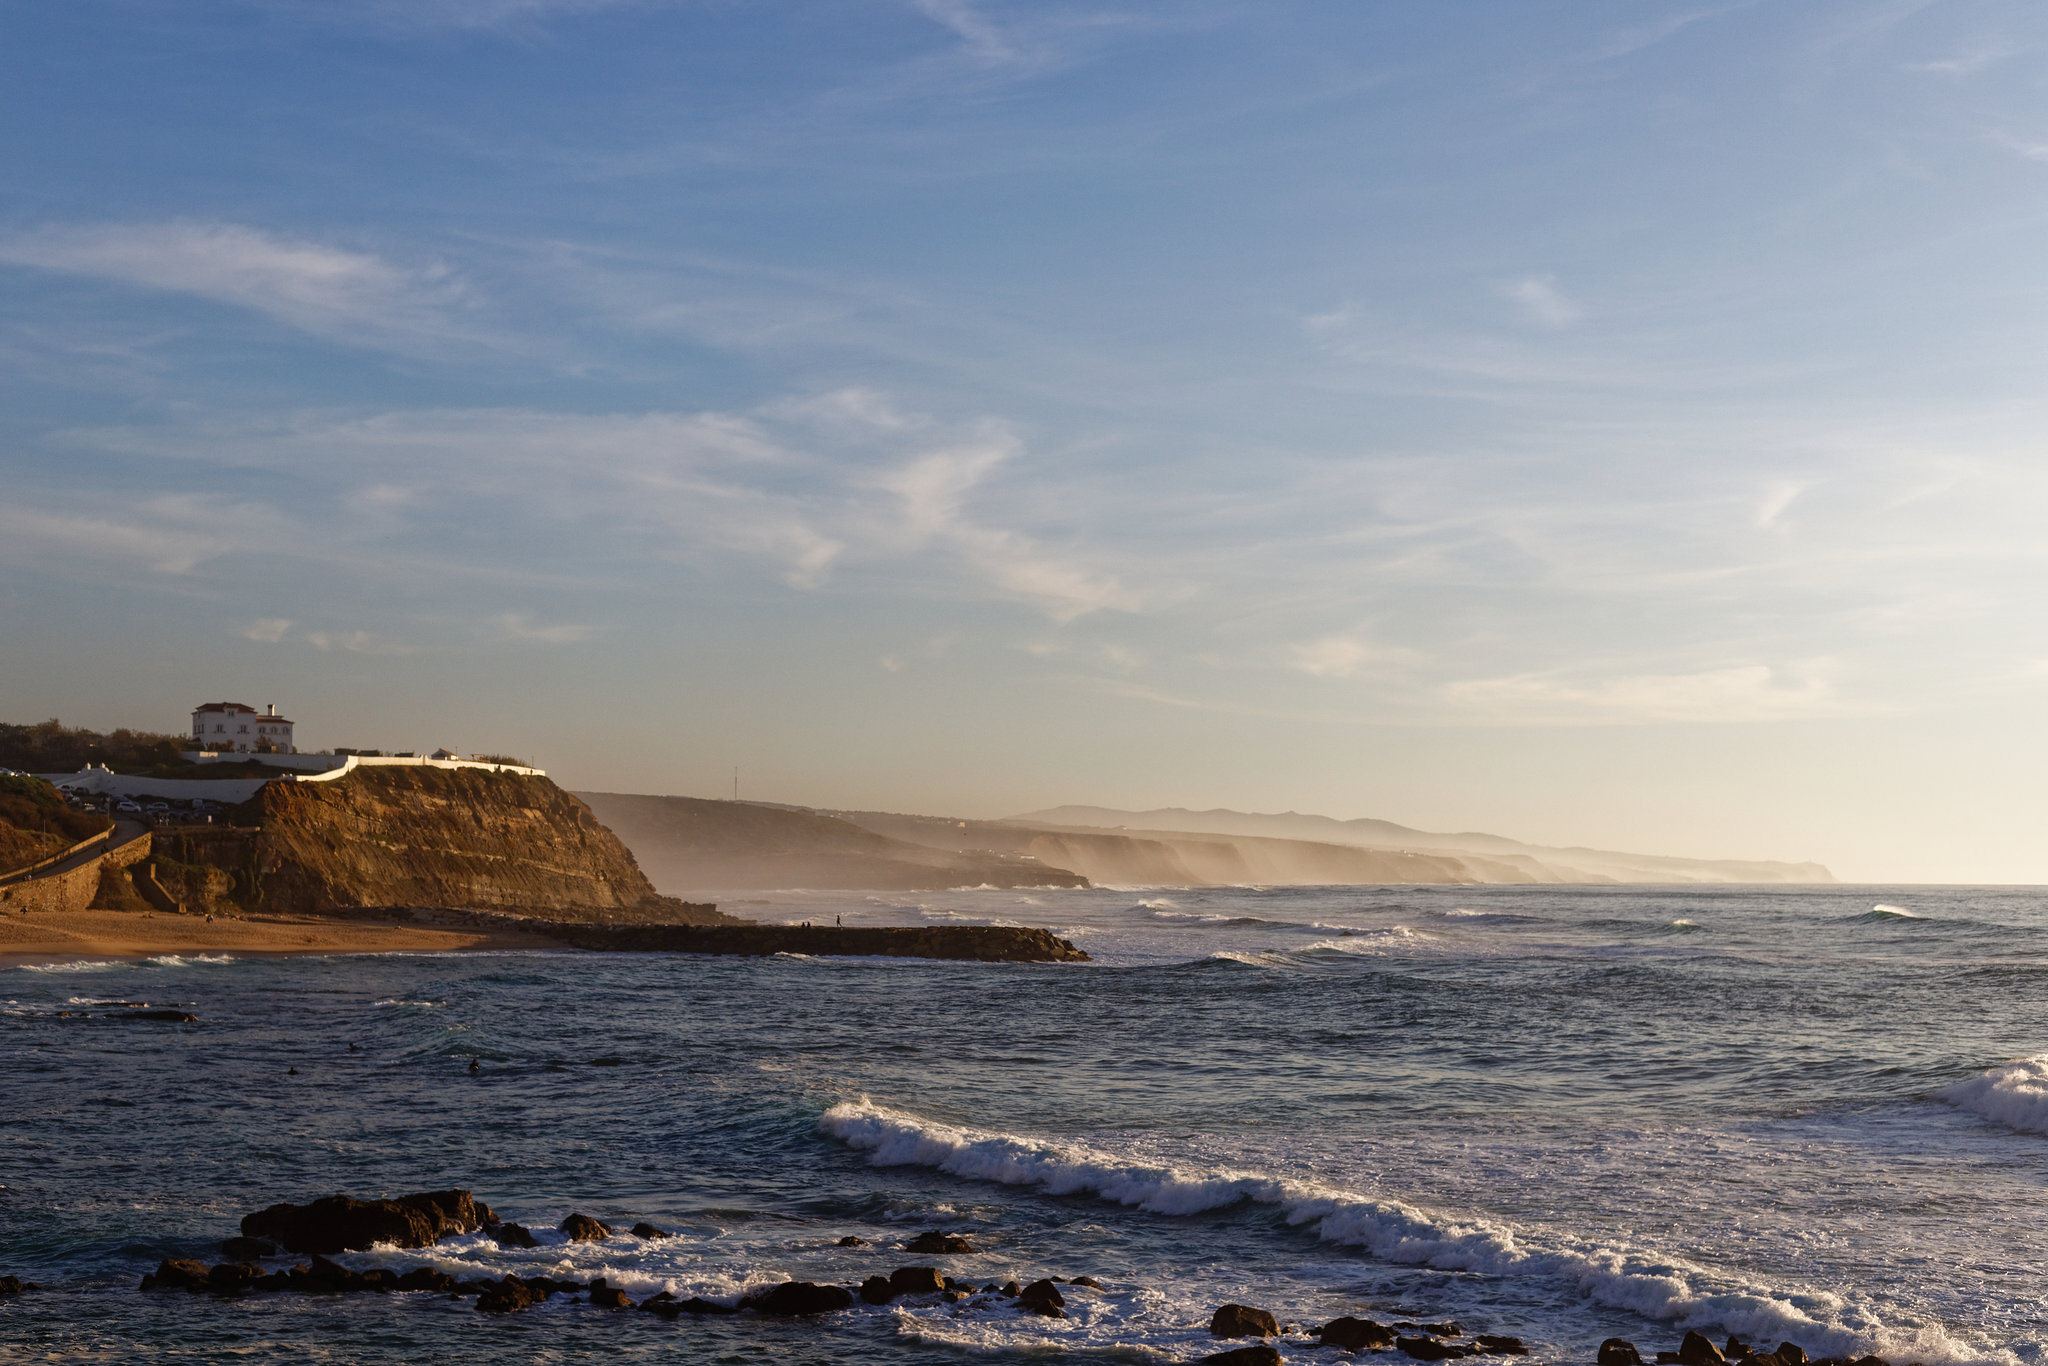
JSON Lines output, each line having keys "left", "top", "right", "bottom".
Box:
{"left": 1938, "top": 1054, "right": 2048, "bottom": 1137}
{"left": 820, "top": 1099, "right": 1998, "bottom": 1364}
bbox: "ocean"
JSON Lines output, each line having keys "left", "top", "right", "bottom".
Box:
{"left": 3, "top": 883, "right": 2045, "bottom": 1364}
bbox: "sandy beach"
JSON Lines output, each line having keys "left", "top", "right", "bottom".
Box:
{"left": 0, "top": 908, "right": 559, "bottom": 966}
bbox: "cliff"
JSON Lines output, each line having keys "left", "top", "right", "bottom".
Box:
{"left": 573, "top": 792, "right": 1090, "bottom": 893}
{"left": 1008, "top": 806, "right": 1837, "bottom": 885}
{"left": 242, "top": 767, "right": 730, "bottom": 921}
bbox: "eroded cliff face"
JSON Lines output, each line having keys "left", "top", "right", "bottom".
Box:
{"left": 247, "top": 767, "right": 672, "bottom": 917}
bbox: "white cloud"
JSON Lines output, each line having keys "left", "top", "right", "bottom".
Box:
{"left": 1754, "top": 480, "right": 1805, "bottom": 528}
{"left": 0, "top": 221, "right": 469, "bottom": 349}
{"left": 1503, "top": 274, "right": 1581, "bottom": 327}
{"left": 242, "top": 618, "right": 294, "bottom": 643}
{"left": 303, "top": 629, "right": 416, "bottom": 656}
{"left": 1444, "top": 664, "right": 1863, "bottom": 725}
{"left": 490, "top": 613, "right": 598, "bottom": 645}
{"left": 1289, "top": 633, "right": 1419, "bottom": 679}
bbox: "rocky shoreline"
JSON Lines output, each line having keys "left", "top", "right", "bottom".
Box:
{"left": 531, "top": 919, "right": 1092, "bottom": 962}
{"left": 16, "top": 1186, "right": 1922, "bottom": 1366}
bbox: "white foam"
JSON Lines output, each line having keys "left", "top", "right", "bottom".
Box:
{"left": 146, "top": 953, "right": 235, "bottom": 966}
{"left": 1939, "top": 1054, "right": 2048, "bottom": 1137}
{"left": 1868, "top": 904, "right": 1924, "bottom": 919}
{"left": 820, "top": 1099, "right": 2005, "bottom": 1364}
{"left": 14, "top": 959, "right": 123, "bottom": 973}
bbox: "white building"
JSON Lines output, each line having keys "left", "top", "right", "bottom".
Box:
{"left": 191, "top": 701, "right": 295, "bottom": 754}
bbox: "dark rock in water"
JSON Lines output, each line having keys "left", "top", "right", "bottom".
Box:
{"left": 1069, "top": 1275, "right": 1105, "bottom": 1290}
{"left": 1476, "top": 1335, "right": 1530, "bottom": 1355}
{"left": 489, "top": 1221, "right": 539, "bottom": 1248}
{"left": 1601, "top": 1341, "right": 1647, "bottom": 1366}
{"left": 998, "top": 1279, "right": 1023, "bottom": 1298}
{"left": 741, "top": 1281, "right": 854, "bottom": 1316}
{"left": 297, "top": 1255, "right": 370, "bottom": 1293}
{"left": 1212, "top": 1304, "right": 1281, "bottom": 1339}
{"left": 1659, "top": 1354, "right": 1684, "bottom": 1363}
{"left": 837, "top": 1235, "right": 866, "bottom": 1246}
{"left": 1681, "top": 1331, "right": 1728, "bottom": 1366}
{"left": 208, "top": 1263, "right": 265, "bottom": 1293}
{"left": 477, "top": 1276, "right": 544, "bottom": 1314}
{"left": 1322, "top": 1317, "right": 1399, "bottom": 1351}
{"left": 560, "top": 1213, "right": 611, "bottom": 1242}
{"left": 630, "top": 1222, "right": 669, "bottom": 1240}
{"left": 1200, "top": 1347, "right": 1284, "bottom": 1366}
{"left": 1018, "top": 1278, "right": 1067, "bottom": 1318}
{"left": 589, "top": 1286, "right": 631, "bottom": 1309}
{"left": 889, "top": 1266, "right": 947, "bottom": 1298}
{"left": 396, "top": 1267, "right": 458, "bottom": 1293}
{"left": 220, "top": 1236, "right": 277, "bottom": 1260}
{"left": 242, "top": 1189, "right": 492, "bottom": 1254}
{"left": 109, "top": 1010, "right": 198, "bottom": 1023}
{"left": 1727, "top": 1340, "right": 1754, "bottom": 1359}
{"left": 1775, "top": 1345, "right": 1809, "bottom": 1366}
{"left": 905, "top": 1231, "right": 976, "bottom": 1254}
{"left": 140, "top": 1259, "right": 213, "bottom": 1292}
{"left": 858, "top": 1275, "right": 895, "bottom": 1305}
{"left": 0, "top": 1276, "right": 33, "bottom": 1296}
{"left": 644, "top": 1295, "right": 739, "bottom": 1317}
{"left": 1399, "top": 1335, "right": 1474, "bottom": 1361}
{"left": 1848, "top": 1356, "right": 1890, "bottom": 1366}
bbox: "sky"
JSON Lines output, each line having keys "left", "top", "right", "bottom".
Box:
{"left": 5, "top": 1, "right": 2048, "bottom": 882}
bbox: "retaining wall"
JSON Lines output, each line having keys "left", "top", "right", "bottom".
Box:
{"left": 0, "top": 829, "right": 153, "bottom": 916}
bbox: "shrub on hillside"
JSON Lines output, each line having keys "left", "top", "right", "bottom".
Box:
{"left": 0, "top": 775, "right": 111, "bottom": 843}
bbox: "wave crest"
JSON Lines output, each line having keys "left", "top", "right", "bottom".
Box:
{"left": 819, "top": 1099, "right": 1998, "bottom": 1363}
{"left": 1939, "top": 1054, "right": 2048, "bottom": 1137}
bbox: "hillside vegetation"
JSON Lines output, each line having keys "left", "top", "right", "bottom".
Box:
{"left": 0, "top": 775, "right": 111, "bottom": 875}
{"left": 0, "top": 719, "right": 190, "bottom": 776}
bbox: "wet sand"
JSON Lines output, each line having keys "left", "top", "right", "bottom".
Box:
{"left": 0, "top": 908, "right": 559, "bottom": 966}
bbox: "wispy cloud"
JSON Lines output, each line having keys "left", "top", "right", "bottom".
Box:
{"left": 1503, "top": 274, "right": 1581, "bottom": 328}
{"left": 1444, "top": 664, "right": 1867, "bottom": 725}
{"left": 1289, "top": 633, "right": 1420, "bottom": 680}
{"left": 67, "top": 394, "right": 1139, "bottom": 622}
{"left": 242, "top": 618, "right": 294, "bottom": 643}
{"left": 0, "top": 221, "right": 471, "bottom": 350}
{"left": 303, "top": 629, "right": 417, "bottom": 656}
{"left": 489, "top": 613, "right": 598, "bottom": 645}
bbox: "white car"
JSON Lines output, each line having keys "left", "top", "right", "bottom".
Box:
{"left": 115, "top": 800, "right": 142, "bottom": 815}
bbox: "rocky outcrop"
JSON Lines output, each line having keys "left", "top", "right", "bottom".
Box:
{"left": 245, "top": 767, "right": 722, "bottom": 921}
{"left": 539, "top": 921, "right": 1088, "bottom": 963}
{"left": 1201, "top": 1348, "right": 1283, "bottom": 1366}
{"left": 240, "top": 1189, "right": 494, "bottom": 1254}
{"left": 906, "top": 1231, "right": 978, "bottom": 1253}
{"left": 1212, "top": 1304, "right": 1281, "bottom": 1338}
{"left": 1322, "top": 1316, "right": 1398, "bottom": 1350}
{"left": 560, "top": 1214, "right": 611, "bottom": 1242}
{"left": 740, "top": 1282, "right": 854, "bottom": 1316}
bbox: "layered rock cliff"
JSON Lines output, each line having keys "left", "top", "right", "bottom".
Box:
{"left": 241, "top": 767, "right": 726, "bottom": 920}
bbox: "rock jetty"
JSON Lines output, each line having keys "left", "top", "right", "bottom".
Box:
{"left": 536, "top": 921, "right": 1090, "bottom": 963}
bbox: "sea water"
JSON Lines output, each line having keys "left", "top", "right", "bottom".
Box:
{"left": 2, "top": 883, "right": 2045, "bottom": 1363}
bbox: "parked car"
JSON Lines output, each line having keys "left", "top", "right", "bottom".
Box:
{"left": 115, "top": 800, "right": 142, "bottom": 815}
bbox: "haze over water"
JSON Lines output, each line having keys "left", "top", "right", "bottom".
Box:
{"left": 6, "top": 884, "right": 2045, "bottom": 1363}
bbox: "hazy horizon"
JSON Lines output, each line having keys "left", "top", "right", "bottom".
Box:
{"left": 8, "top": 3, "right": 2048, "bottom": 883}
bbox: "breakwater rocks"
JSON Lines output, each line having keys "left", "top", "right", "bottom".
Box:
{"left": 535, "top": 921, "right": 1092, "bottom": 963}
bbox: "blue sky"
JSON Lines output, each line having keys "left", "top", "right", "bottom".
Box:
{"left": 6, "top": 0, "right": 2048, "bottom": 879}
